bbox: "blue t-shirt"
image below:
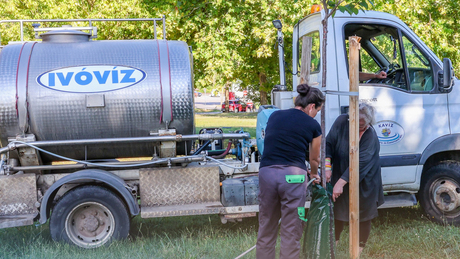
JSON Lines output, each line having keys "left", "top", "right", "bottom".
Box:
{"left": 260, "top": 108, "right": 322, "bottom": 171}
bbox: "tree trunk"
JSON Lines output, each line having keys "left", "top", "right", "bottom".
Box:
{"left": 320, "top": 4, "right": 329, "bottom": 189}
{"left": 259, "top": 72, "right": 268, "bottom": 105}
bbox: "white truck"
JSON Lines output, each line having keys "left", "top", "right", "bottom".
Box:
{"left": 272, "top": 8, "right": 459, "bottom": 225}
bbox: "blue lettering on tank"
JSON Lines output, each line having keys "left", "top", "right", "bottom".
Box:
{"left": 36, "top": 65, "right": 147, "bottom": 93}
{"left": 49, "top": 73, "right": 55, "bottom": 87}
{"left": 112, "top": 70, "right": 118, "bottom": 83}
{"left": 57, "top": 72, "right": 74, "bottom": 86}
{"left": 75, "top": 71, "right": 93, "bottom": 85}
{"left": 94, "top": 71, "right": 110, "bottom": 84}
{"left": 120, "top": 70, "right": 136, "bottom": 83}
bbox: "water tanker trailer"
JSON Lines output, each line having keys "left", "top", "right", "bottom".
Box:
{"left": 0, "top": 18, "right": 258, "bottom": 248}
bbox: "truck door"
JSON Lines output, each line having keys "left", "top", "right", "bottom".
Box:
{"left": 334, "top": 20, "right": 449, "bottom": 187}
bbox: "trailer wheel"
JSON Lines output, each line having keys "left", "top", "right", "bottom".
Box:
{"left": 420, "top": 162, "right": 460, "bottom": 225}
{"left": 50, "top": 185, "right": 130, "bottom": 248}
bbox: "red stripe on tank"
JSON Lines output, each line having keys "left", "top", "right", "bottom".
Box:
{"left": 15, "top": 42, "right": 27, "bottom": 117}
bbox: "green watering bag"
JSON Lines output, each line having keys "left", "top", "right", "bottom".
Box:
{"left": 301, "top": 183, "right": 335, "bottom": 259}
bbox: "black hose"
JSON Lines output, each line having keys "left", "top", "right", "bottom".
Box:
{"left": 212, "top": 141, "right": 232, "bottom": 159}
{"left": 193, "top": 140, "right": 211, "bottom": 155}
{"left": 206, "top": 149, "right": 227, "bottom": 156}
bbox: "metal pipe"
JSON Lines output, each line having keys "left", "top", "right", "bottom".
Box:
{"left": 0, "top": 18, "right": 165, "bottom": 46}
{"left": 11, "top": 156, "right": 205, "bottom": 172}
{"left": 0, "top": 18, "right": 164, "bottom": 23}
{"left": 277, "top": 29, "right": 286, "bottom": 86}
{"left": 20, "top": 21, "right": 23, "bottom": 41}
{"left": 162, "top": 15, "right": 166, "bottom": 40}
{"left": 0, "top": 133, "right": 250, "bottom": 154}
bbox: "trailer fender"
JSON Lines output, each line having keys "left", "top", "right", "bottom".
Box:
{"left": 38, "top": 169, "right": 139, "bottom": 224}
{"left": 420, "top": 134, "right": 460, "bottom": 165}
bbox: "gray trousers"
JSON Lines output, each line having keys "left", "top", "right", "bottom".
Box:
{"left": 256, "top": 165, "right": 307, "bottom": 259}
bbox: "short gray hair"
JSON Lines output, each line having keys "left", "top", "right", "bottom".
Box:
{"left": 358, "top": 102, "right": 376, "bottom": 126}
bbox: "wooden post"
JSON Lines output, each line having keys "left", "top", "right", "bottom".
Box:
{"left": 348, "top": 36, "right": 361, "bottom": 259}
{"left": 300, "top": 36, "right": 312, "bottom": 85}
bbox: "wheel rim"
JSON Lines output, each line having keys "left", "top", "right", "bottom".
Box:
{"left": 65, "top": 202, "right": 115, "bottom": 248}
{"left": 430, "top": 177, "right": 460, "bottom": 218}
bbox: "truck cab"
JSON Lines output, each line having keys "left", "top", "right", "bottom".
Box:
{"left": 274, "top": 9, "right": 460, "bottom": 224}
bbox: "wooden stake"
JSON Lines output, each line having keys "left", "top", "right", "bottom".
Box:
{"left": 348, "top": 36, "right": 361, "bottom": 259}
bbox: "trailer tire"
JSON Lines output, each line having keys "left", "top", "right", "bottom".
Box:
{"left": 50, "top": 185, "right": 130, "bottom": 248}
{"left": 420, "top": 162, "right": 460, "bottom": 225}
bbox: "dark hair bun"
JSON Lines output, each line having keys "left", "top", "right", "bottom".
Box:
{"left": 297, "top": 84, "right": 310, "bottom": 96}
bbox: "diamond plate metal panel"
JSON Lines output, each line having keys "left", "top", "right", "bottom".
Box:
{"left": 139, "top": 165, "right": 220, "bottom": 207}
{"left": 0, "top": 174, "right": 37, "bottom": 216}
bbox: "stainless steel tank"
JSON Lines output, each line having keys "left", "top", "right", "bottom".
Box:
{"left": 0, "top": 28, "right": 194, "bottom": 162}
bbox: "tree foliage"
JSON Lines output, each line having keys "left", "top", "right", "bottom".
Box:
{"left": 0, "top": 0, "right": 459, "bottom": 104}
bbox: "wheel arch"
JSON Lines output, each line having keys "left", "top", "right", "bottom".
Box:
{"left": 39, "top": 169, "right": 139, "bottom": 224}
{"left": 419, "top": 134, "right": 460, "bottom": 179}
{"left": 420, "top": 134, "right": 460, "bottom": 165}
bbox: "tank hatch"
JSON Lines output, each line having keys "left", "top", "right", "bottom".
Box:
{"left": 39, "top": 25, "right": 92, "bottom": 43}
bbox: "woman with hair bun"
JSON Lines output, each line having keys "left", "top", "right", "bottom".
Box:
{"left": 256, "top": 84, "right": 325, "bottom": 259}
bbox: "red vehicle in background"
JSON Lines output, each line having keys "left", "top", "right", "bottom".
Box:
{"left": 221, "top": 99, "right": 254, "bottom": 113}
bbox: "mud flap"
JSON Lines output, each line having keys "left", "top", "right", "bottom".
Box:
{"left": 0, "top": 174, "right": 38, "bottom": 228}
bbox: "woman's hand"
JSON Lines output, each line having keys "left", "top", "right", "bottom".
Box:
{"left": 333, "top": 179, "right": 347, "bottom": 202}
{"left": 326, "top": 168, "right": 332, "bottom": 182}
{"left": 309, "top": 172, "right": 321, "bottom": 184}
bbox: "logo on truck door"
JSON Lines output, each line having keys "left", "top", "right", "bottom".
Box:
{"left": 375, "top": 120, "right": 405, "bottom": 145}
{"left": 36, "top": 65, "right": 147, "bottom": 93}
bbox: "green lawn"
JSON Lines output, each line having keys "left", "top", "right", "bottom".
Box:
{"left": 1, "top": 206, "right": 459, "bottom": 258}
{"left": 195, "top": 112, "right": 257, "bottom": 138}
{"left": 1, "top": 112, "right": 460, "bottom": 258}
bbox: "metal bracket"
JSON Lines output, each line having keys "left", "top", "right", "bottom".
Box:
{"left": 324, "top": 90, "right": 359, "bottom": 96}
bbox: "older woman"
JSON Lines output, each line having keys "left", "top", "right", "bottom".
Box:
{"left": 325, "top": 102, "right": 384, "bottom": 253}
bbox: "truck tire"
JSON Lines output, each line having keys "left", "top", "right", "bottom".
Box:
{"left": 50, "top": 185, "right": 130, "bottom": 248}
{"left": 419, "top": 162, "right": 460, "bottom": 225}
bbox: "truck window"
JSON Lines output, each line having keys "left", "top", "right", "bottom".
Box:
{"left": 402, "top": 35, "right": 433, "bottom": 91}
{"left": 298, "top": 31, "right": 320, "bottom": 74}
{"left": 344, "top": 24, "right": 408, "bottom": 90}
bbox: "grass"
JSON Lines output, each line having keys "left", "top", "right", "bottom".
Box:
{"left": 195, "top": 112, "right": 257, "bottom": 138}
{"left": 1, "top": 206, "right": 460, "bottom": 258}
{"left": 2, "top": 112, "right": 460, "bottom": 258}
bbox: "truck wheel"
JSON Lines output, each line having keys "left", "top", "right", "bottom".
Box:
{"left": 50, "top": 185, "right": 130, "bottom": 248}
{"left": 420, "top": 162, "right": 460, "bottom": 225}
{"left": 234, "top": 107, "right": 239, "bottom": 113}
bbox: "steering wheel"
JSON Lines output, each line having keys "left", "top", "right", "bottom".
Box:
{"left": 365, "top": 66, "right": 389, "bottom": 84}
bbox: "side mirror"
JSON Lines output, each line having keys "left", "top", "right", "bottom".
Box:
{"left": 442, "top": 58, "right": 454, "bottom": 89}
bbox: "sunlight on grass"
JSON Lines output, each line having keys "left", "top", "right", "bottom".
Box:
{"left": 195, "top": 113, "right": 257, "bottom": 138}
